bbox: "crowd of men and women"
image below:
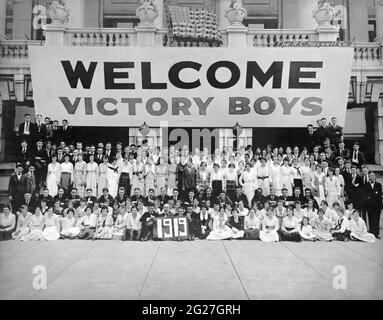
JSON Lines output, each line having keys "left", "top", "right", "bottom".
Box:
{"left": 0, "top": 114, "right": 381, "bottom": 243}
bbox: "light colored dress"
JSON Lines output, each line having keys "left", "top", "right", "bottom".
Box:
{"left": 269, "top": 163, "right": 282, "bottom": 196}
{"left": 240, "top": 170, "right": 257, "bottom": 205}
{"left": 301, "top": 166, "right": 313, "bottom": 191}
{"left": 280, "top": 165, "right": 293, "bottom": 195}
{"left": 86, "top": 162, "right": 99, "bottom": 196}
{"left": 325, "top": 176, "right": 341, "bottom": 208}
{"left": 46, "top": 162, "right": 61, "bottom": 196}
{"left": 97, "top": 163, "right": 108, "bottom": 197}
{"left": 312, "top": 172, "right": 326, "bottom": 204}
{"left": 156, "top": 164, "right": 168, "bottom": 194}
{"left": 167, "top": 163, "right": 177, "bottom": 195}
{"left": 20, "top": 214, "right": 44, "bottom": 241}
{"left": 112, "top": 214, "right": 126, "bottom": 240}
{"left": 206, "top": 215, "right": 232, "bottom": 240}
{"left": 107, "top": 164, "right": 120, "bottom": 198}
{"left": 299, "top": 224, "right": 317, "bottom": 241}
{"left": 260, "top": 216, "right": 280, "bottom": 242}
{"left": 94, "top": 215, "right": 114, "bottom": 239}
{"left": 41, "top": 214, "right": 61, "bottom": 241}
{"left": 74, "top": 161, "right": 87, "bottom": 197}
{"left": 61, "top": 216, "right": 80, "bottom": 238}
{"left": 257, "top": 164, "right": 271, "bottom": 196}
{"left": 144, "top": 164, "right": 156, "bottom": 196}
{"left": 311, "top": 216, "right": 333, "bottom": 241}
{"left": 12, "top": 212, "right": 32, "bottom": 240}
{"left": 132, "top": 161, "right": 145, "bottom": 196}
{"left": 335, "top": 174, "right": 345, "bottom": 208}
{"left": 350, "top": 217, "right": 376, "bottom": 243}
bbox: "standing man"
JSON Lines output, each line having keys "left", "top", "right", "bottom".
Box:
{"left": 362, "top": 172, "right": 382, "bottom": 239}
{"left": 315, "top": 117, "right": 328, "bottom": 145}
{"left": 33, "top": 139, "right": 48, "bottom": 190}
{"left": 18, "top": 113, "right": 36, "bottom": 145}
{"left": 8, "top": 163, "right": 25, "bottom": 213}
{"left": 34, "top": 114, "right": 47, "bottom": 142}
{"left": 326, "top": 116, "right": 343, "bottom": 146}
{"left": 59, "top": 119, "right": 73, "bottom": 145}
{"left": 351, "top": 142, "right": 366, "bottom": 168}
{"left": 302, "top": 124, "right": 316, "bottom": 153}
{"left": 21, "top": 165, "right": 37, "bottom": 197}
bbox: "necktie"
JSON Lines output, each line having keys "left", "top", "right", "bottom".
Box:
{"left": 22, "top": 148, "right": 26, "bottom": 153}
{"left": 353, "top": 151, "right": 357, "bottom": 162}
{"left": 25, "top": 122, "right": 29, "bottom": 134}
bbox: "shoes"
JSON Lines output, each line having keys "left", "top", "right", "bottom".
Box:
{"left": 376, "top": 235, "right": 381, "bottom": 240}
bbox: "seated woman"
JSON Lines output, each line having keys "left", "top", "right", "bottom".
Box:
{"left": 112, "top": 206, "right": 127, "bottom": 240}
{"left": 94, "top": 206, "right": 114, "bottom": 240}
{"left": 41, "top": 207, "right": 61, "bottom": 241}
{"left": 310, "top": 208, "right": 333, "bottom": 241}
{"left": 61, "top": 208, "right": 80, "bottom": 239}
{"left": 293, "top": 201, "right": 306, "bottom": 222}
{"left": 20, "top": 207, "right": 44, "bottom": 241}
{"left": 244, "top": 208, "right": 261, "bottom": 240}
{"left": 206, "top": 207, "right": 232, "bottom": 240}
{"left": 345, "top": 201, "right": 355, "bottom": 220}
{"left": 259, "top": 207, "right": 280, "bottom": 242}
{"left": 278, "top": 206, "right": 301, "bottom": 242}
{"left": 349, "top": 210, "right": 376, "bottom": 243}
{"left": 237, "top": 200, "right": 249, "bottom": 217}
{"left": 299, "top": 216, "right": 317, "bottom": 241}
{"left": 331, "top": 207, "right": 351, "bottom": 241}
{"left": 305, "top": 199, "right": 318, "bottom": 221}
{"left": 12, "top": 205, "right": 32, "bottom": 240}
{"left": 274, "top": 200, "right": 286, "bottom": 227}
{"left": 0, "top": 204, "right": 16, "bottom": 241}
{"left": 77, "top": 206, "right": 97, "bottom": 240}
{"left": 225, "top": 209, "right": 245, "bottom": 239}
{"left": 125, "top": 206, "right": 142, "bottom": 241}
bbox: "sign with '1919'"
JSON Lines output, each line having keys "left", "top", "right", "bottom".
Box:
{"left": 153, "top": 217, "right": 189, "bottom": 240}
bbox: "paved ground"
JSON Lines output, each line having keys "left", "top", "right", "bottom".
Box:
{"left": 1, "top": 239, "right": 382, "bottom": 300}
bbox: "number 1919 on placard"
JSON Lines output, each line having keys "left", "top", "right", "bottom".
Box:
{"left": 156, "top": 217, "right": 188, "bottom": 239}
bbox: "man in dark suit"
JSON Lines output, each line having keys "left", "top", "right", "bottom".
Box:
{"left": 33, "top": 139, "right": 48, "bottom": 189}
{"left": 326, "top": 116, "right": 343, "bottom": 146}
{"left": 33, "top": 114, "right": 47, "bottom": 142}
{"left": 51, "top": 120, "right": 60, "bottom": 146}
{"left": 345, "top": 166, "right": 362, "bottom": 210}
{"left": 59, "top": 119, "right": 73, "bottom": 145}
{"left": 315, "top": 117, "right": 328, "bottom": 145}
{"left": 94, "top": 148, "right": 104, "bottom": 164}
{"left": 104, "top": 142, "right": 115, "bottom": 161}
{"left": 362, "top": 172, "right": 382, "bottom": 239}
{"left": 130, "top": 187, "right": 145, "bottom": 206}
{"left": 8, "top": 163, "right": 25, "bottom": 213}
{"left": 350, "top": 142, "right": 366, "bottom": 168}
{"left": 19, "top": 192, "right": 38, "bottom": 213}
{"left": 287, "top": 187, "right": 305, "bottom": 207}
{"left": 85, "top": 188, "right": 97, "bottom": 206}
{"left": 18, "top": 113, "right": 36, "bottom": 145}
{"left": 21, "top": 165, "right": 37, "bottom": 197}
{"left": 334, "top": 141, "right": 350, "bottom": 160}
{"left": 230, "top": 186, "right": 248, "bottom": 208}
{"left": 156, "top": 187, "right": 170, "bottom": 208}
{"left": 56, "top": 148, "right": 65, "bottom": 164}
{"left": 302, "top": 124, "right": 316, "bottom": 153}
{"left": 16, "top": 140, "right": 32, "bottom": 170}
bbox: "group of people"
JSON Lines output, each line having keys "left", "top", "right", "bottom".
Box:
{"left": 0, "top": 114, "right": 381, "bottom": 243}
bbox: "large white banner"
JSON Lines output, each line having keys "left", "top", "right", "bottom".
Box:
{"left": 29, "top": 46, "right": 353, "bottom": 127}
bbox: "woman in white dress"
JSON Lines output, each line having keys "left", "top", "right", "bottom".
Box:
{"left": 244, "top": 208, "right": 261, "bottom": 240}
{"left": 144, "top": 156, "right": 157, "bottom": 197}
{"left": 86, "top": 155, "right": 99, "bottom": 197}
{"left": 334, "top": 167, "right": 345, "bottom": 208}
{"left": 274, "top": 200, "right": 287, "bottom": 227}
{"left": 97, "top": 156, "right": 109, "bottom": 197}
{"left": 41, "top": 207, "right": 61, "bottom": 241}
{"left": 239, "top": 162, "right": 257, "bottom": 205}
{"left": 107, "top": 158, "right": 120, "bottom": 198}
{"left": 312, "top": 165, "right": 326, "bottom": 205}
{"left": 61, "top": 208, "right": 80, "bottom": 238}
{"left": 280, "top": 158, "right": 293, "bottom": 196}
{"left": 257, "top": 158, "right": 271, "bottom": 196}
{"left": 325, "top": 169, "right": 341, "bottom": 208}
{"left": 269, "top": 156, "right": 282, "bottom": 196}
{"left": 113, "top": 207, "right": 127, "bottom": 240}
{"left": 299, "top": 216, "right": 317, "bottom": 241}
{"left": 207, "top": 208, "right": 232, "bottom": 240}
{"left": 60, "top": 155, "right": 74, "bottom": 195}
{"left": 156, "top": 157, "right": 168, "bottom": 195}
{"left": 12, "top": 205, "right": 32, "bottom": 240}
{"left": 306, "top": 199, "right": 318, "bottom": 221}
{"left": 73, "top": 154, "right": 87, "bottom": 197}
{"left": 301, "top": 158, "right": 313, "bottom": 191}
{"left": 278, "top": 208, "right": 301, "bottom": 242}
{"left": 46, "top": 155, "right": 61, "bottom": 196}
{"left": 349, "top": 210, "right": 376, "bottom": 243}
{"left": 20, "top": 207, "right": 44, "bottom": 241}
{"left": 260, "top": 207, "right": 280, "bottom": 242}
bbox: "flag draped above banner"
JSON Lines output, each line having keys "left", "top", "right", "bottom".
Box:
{"left": 166, "top": 6, "right": 222, "bottom": 47}
{"left": 28, "top": 46, "right": 354, "bottom": 127}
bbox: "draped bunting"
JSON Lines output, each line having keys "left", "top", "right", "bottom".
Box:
{"left": 166, "top": 5, "right": 223, "bottom": 47}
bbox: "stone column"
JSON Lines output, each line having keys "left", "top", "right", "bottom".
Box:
{"left": 43, "top": 24, "right": 66, "bottom": 46}
{"left": 65, "top": 0, "right": 85, "bottom": 29}
{"left": 0, "top": 0, "right": 6, "bottom": 38}
{"left": 375, "top": 98, "right": 383, "bottom": 165}
{"left": 349, "top": 0, "right": 369, "bottom": 42}
{"left": 375, "top": 0, "right": 383, "bottom": 41}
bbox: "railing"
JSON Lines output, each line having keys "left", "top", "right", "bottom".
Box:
{"left": 353, "top": 42, "right": 382, "bottom": 64}
{"left": 247, "top": 29, "right": 318, "bottom": 47}
{"left": 64, "top": 28, "right": 136, "bottom": 47}
{"left": 0, "top": 40, "right": 43, "bottom": 59}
